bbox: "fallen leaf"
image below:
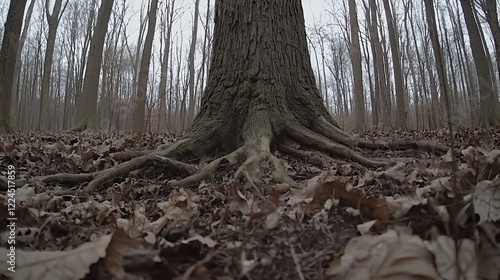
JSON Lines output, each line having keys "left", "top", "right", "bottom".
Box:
{"left": 0, "top": 233, "right": 112, "bottom": 280}
{"left": 325, "top": 230, "right": 441, "bottom": 280}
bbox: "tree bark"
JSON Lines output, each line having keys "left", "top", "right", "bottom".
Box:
{"left": 186, "top": 0, "right": 201, "bottom": 128}
{"left": 132, "top": 0, "right": 158, "bottom": 132}
{"left": 369, "top": 0, "right": 390, "bottom": 129}
{"left": 73, "top": 0, "right": 114, "bottom": 131}
{"left": 39, "top": 0, "right": 66, "bottom": 131}
{"left": 381, "top": 0, "right": 407, "bottom": 129}
{"left": 157, "top": 0, "right": 176, "bottom": 133}
{"left": 460, "top": 0, "right": 500, "bottom": 126}
{"left": 348, "top": 0, "right": 366, "bottom": 131}
{"left": 0, "top": 0, "right": 27, "bottom": 134}
{"left": 483, "top": 0, "right": 500, "bottom": 92}
{"left": 11, "top": 0, "right": 36, "bottom": 130}
{"left": 423, "top": 0, "right": 451, "bottom": 126}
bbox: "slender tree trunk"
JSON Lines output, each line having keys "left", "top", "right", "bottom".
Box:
{"left": 424, "top": 0, "right": 451, "bottom": 126}
{"left": 157, "top": 0, "right": 176, "bottom": 133}
{"left": 186, "top": 0, "right": 201, "bottom": 128}
{"left": 132, "top": 0, "right": 158, "bottom": 132}
{"left": 73, "top": 0, "right": 114, "bottom": 131}
{"left": 39, "top": 0, "right": 65, "bottom": 130}
{"left": 381, "top": 0, "right": 407, "bottom": 129}
{"left": 348, "top": 0, "right": 366, "bottom": 131}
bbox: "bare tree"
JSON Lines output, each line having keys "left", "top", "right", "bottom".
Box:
{"left": 11, "top": 0, "right": 35, "bottom": 129}
{"left": 0, "top": 0, "right": 27, "bottom": 134}
{"left": 186, "top": 0, "right": 201, "bottom": 128}
{"left": 158, "top": 0, "right": 178, "bottom": 132}
{"left": 423, "top": 0, "right": 451, "bottom": 124}
{"left": 381, "top": 0, "right": 407, "bottom": 129}
{"left": 348, "top": 0, "right": 366, "bottom": 131}
{"left": 39, "top": 0, "right": 67, "bottom": 130}
{"left": 480, "top": 0, "right": 500, "bottom": 92}
{"left": 73, "top": 0, "right": 114, "bottom": 131}
{"left": 132, "top": 0, "right": 158, "bottom": 132}
{"left": 460, "top": 0, "right": 500, "bottom": 126}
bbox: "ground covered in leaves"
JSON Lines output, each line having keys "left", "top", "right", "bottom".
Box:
{"left": 1, "top": 128, "right": 499, "bottom": 279}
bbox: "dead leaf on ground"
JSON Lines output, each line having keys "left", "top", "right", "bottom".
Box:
{"left": 425, "top": 236, "right": 476, "bottom": 280}
{"left": 0, "top": 233, "right": 112, "bottom": 280}
{"left": 325, "top": 230, "right": 441, "bottom": 280}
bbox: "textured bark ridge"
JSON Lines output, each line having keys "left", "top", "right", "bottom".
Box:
{"left": 68, "top": 0, "right": 449, "bottom": 194}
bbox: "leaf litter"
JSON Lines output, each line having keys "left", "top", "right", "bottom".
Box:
{"left": 0, "top": 128, "right": 499, "bottom": 279}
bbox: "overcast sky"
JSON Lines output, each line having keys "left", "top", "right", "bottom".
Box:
{"left": 127, "top": 0, "right": 332, "bottom": 40}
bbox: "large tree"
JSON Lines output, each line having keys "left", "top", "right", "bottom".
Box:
{"left": 81, "top": 0, "right": 446, "bottom": 193}
{"left": 460, "top": 0, "right": 500, "bottom": 126}
{"left": 0, "top": 0, "right": 27, "bottom": 134}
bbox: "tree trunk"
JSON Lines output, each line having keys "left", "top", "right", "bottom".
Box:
{"left": 460, "top": 0, "right": 500, "bottom": 126}
{"left": 380, "top": 0, "right": 407, "bottom": 129}
{"left": 186, "top": 0, "right": 200, "bottom": 128}
{"left": 348, "top": 0, "right": 366, "bottom": 131}
{"left": 424, "top": 0, "right": 451, "bottom": 126}
{"left": 369, "top": 0, "right": 390, "bottom": 129}
{"left": 39, "top": 0, "right": 65, "bottom": 131}
{"left": 0, "top": 0, "right": 27, "bottom": 134}
{"left": 11, "top": 0, "right": 36, "bottom": 130}
{"left": 132, "top": 0, "right": 158, "bottom": 132}
{"left": 73, "top": 0, "right": 114, "bottom": 131}
{"left": 168, "top": 0, "right": 388, "bottom": 186}
{"left": 483, "top": 0, "right": 500, "bottom": 90}
{"left": 157, "top": 0, "right": 176, "bottom": 133}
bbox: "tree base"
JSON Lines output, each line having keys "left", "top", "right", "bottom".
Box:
{"left": 27, "top": 115, "right": 450, "bottom": 196}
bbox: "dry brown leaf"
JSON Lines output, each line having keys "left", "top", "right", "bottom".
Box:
{"left": 89, "top": 229, "right": 146, "bottom": 279}
{"left": 325, "top": 230, "right": 441, "bottom": 280}
{"left": 473, "top": 177, "right": 500, "bottom": 223}
{"left": 425, "top": 236, "right": 476, "bottom": 280}
{"left": 386, "top": 193, "right": 427, "bottom": 219}
{"left": 227, "top": 184, "right": 252, "bottom": 215}
{"left": 157, "top": 189, "right": 200, "bottom": 220}
{"left": 0, "top": 233, "right": 112, "bottom": 280}
{"left": 477, "top": 222, "right": 500, "bottom": 279}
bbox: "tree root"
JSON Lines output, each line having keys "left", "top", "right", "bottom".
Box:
{"left": 169, "top": 147, "right": 246, "bottom": 187}
{"left": 170, "top": 135, "right": 294, "bottom": 188}
{"left": 81, "top": 154, "right": 196, "bottom": 194}
{"left": 24, "top": 116, "right": 455, "bottom": 195}
{"left": 286, "top": 123, "right": 389, "bottom": 168}
{"left": 314, "top": 116, "right": 450, "bottom": 153}
{"left": 279, "top": 145, "right": 334, "bottom": 168}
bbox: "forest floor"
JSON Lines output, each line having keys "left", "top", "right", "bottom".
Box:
{"left": 0, "top": 127, "right": 499, "bottom": 280}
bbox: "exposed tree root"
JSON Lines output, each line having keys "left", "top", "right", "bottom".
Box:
{"left": 81, "top": 154, "right": 196, "bottom": 194}
{"left": 286, "top": 123, "right": 389, "bottom": 168}
{"left": 170, "top": 147, "right": 246, "bottom": 187}
{"left": 279, "top": 146, "right": 335, "bottom": 168}
{"left": 314, "top": 116, "right": 450, "bottom": 153}
{"left": 24, "top": 114, "right": 455, "bottom": 195}
{"left": 170, "top": 135, "right": 294, "bottom": 188}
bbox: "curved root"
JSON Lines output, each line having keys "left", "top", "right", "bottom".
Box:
{"left": 169, "top": 147, "right": 246, "bottom": 187}
{"left": 171, "top": 135, "right": 294, "bottom": 187}
{"left": 81, "top": 154, "right": 196, "bottom": 195}
{"left": 286, "top": 123, "right": 389, "bottom": 168}
{"left": 280, "top": 145, "right": 334, "bottom": 168}
{"left": 29, "top": 115, "right": 452, "bottom": 196}
{"left": 314, "top": 116, "right": 450, "bottom": 153}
